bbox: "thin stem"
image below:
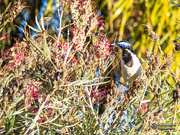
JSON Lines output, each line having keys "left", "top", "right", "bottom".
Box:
{"left": 57, "top": 8, "right": 63, "bottom": 43}
{"left": 156, "top": 41, "right": 180, "bottom": 82}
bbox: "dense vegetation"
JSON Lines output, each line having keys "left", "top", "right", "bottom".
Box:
{"left": 0, "top": 0, "right": 180, "bottom": 134}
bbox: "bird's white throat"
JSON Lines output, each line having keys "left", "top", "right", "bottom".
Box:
{"left": 121, "top": 50, "right": 143, "bottom": 83}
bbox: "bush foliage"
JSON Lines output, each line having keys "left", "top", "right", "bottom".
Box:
{"left": 0, "top": 0, "right": 180, "bottom": 134}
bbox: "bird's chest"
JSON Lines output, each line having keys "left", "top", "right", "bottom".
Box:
{"left": 120, "top": 56, "right": 141, "bottom": 81}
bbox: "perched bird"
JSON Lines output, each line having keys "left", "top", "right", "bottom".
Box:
{"left": 111, "top": 41, "right": 143, "bottom": 84}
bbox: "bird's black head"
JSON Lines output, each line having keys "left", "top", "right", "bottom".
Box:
{"left": 110, "top": 41, "right": 134, "bottom": 67}
{"left": 110, "top": 41, "right": 133, "bottom": 51}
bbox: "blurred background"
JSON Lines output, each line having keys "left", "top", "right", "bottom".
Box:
{"left": 1, "top": 0, "right": 180, "bottom": 81}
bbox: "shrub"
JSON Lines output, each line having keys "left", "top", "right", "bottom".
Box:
{"left": 0, "top": 0, "right": 179, "bottom": 134}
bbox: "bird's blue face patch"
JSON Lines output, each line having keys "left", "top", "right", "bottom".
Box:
{"left": 117, "top": 41, "right": 130, "bottom": 48}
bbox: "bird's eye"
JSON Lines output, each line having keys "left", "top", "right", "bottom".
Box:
{"left": 121, "top": 43, "right": 129, "bottom": 48}
{"left": 117, "top": 41, "right": 129, "bottom": 48}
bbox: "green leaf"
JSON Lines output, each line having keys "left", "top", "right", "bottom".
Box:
{"left": 159, "top": 89, "right": 173, "bottom": 95}
{"left": 43, "top": 32, "right": 51, "bottom": 61}
{"left": 27, "top": 25, "right": 41, "bottom": 33}
{"left": 26, "top": 36, "right": 45, "bottom": 57}
{"left": 5, "top": 116, "right": 15, "bottom": 134}
{"left": 164, "top": 100, "right": 173, "bottom": 108}
{"left": 35, "top": 15, "right": 42, "bottom": 32}
{"left": 176, "top": 113, "right": 180, "bottom": 120}
{"left": 40, "top": 14, "right": 45, "bottom": 30}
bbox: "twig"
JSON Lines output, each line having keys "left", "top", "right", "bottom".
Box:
{"left": 85, "top": 86, "right": 96, "bottom": 116}
{"left": 57, "top": 8, "right": 63, "bottom": 43}
{"left": 156, "top": 41, "right": 180, "bottom": 82}
{"left": 85, "top": 86, "right": 100, "bottom": 127}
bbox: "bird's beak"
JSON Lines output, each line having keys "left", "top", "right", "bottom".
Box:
{"left": 110, "top": 43, "right": 119, "bottom": 47}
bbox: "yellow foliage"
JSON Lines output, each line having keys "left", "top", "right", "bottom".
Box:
{"left": 102, "top": 0, "right": 180, "bottom": 83}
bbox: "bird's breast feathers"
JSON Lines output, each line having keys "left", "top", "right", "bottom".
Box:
{"left": 121, "top": 53, "right": 143, "bottom": 82}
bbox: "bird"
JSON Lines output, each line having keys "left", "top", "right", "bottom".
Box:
{"left": 110, "top": 41, "right": 143, "bottom": 84}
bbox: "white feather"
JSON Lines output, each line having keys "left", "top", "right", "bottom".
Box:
{"left": 121, "top": 50, "right": 143, "bottom": 83}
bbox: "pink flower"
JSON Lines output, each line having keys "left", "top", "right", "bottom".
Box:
{"left": 46, "top": 108, "right": 54, "bottom": 115}
{"left": 69, "top": 56, "right": 78, "bottom": 63}
{"left": 31, "top": 108, "right": 38, "bottom": 113}
{"left": 61, "top": 41, "right": 69, "bottom": 54}
{"left": 29, "top": 82, "right": 40, "bottom": 101}
{"left": 137, "top": 103, "right": 148, "bottom": 114}
{"left": 72, "top": 27, "right": 77, "bottom": 37}
{"left": 7, "top": 53, "right": 24, "bottom": 68}
{"left": 74, "top": 30, "right": 86, "bottom": 51}
{"left": 3, "top": 49, "right": 10, "bottom": 59}
{"left": 95, "top": 37, "right": 111, "bottom": 57}
{"left": 0, "top": 32, "right": 9, "bottom": 42}
{"left": 91, "top": 88, "right": 108, "bottom": 105}
{"left": 98, "top": 38, "right": 110, "bottom": 56}
{"left": 14, "top": 53, "right": 23, "bottom": 66}
{"left": 45, "top": 101, "right": 54, "bottom": 115}
{"left": 72, "top": 27, "right": 86, "bottom": 52}
{"left": 45, "top": 101, "right": 51, "bottom": 105}
{"left": 25, "top": 82, "right": 41, "bottom": 107}
{"left": 89, "top": 17, "right": 104, "bottom": 33}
